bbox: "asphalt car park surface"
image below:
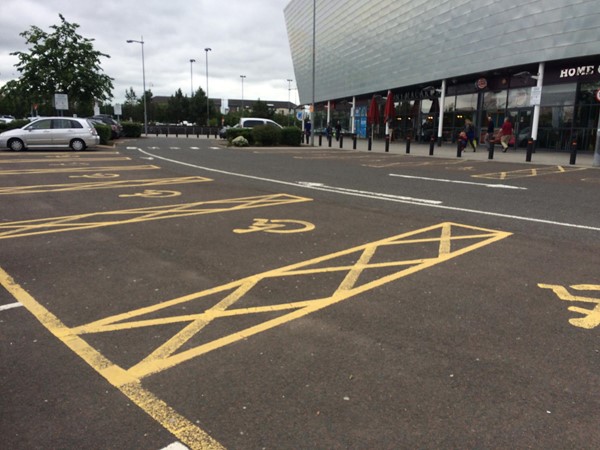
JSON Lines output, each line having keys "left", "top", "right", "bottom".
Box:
{"left": 1, "top": 139, "right": 599, "bottom": 449}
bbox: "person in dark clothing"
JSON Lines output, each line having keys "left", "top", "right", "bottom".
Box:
{"left": 464, "top": 119, "right": 477, "bottom": 151}
{"left": 335, "top": 121, "right": 342, "bottom": 141}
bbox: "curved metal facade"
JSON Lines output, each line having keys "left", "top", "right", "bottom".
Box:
{"left": 284, "top": 0, "right": 600, "bottom": 104}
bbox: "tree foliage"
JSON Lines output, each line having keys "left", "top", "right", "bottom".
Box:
{"left": 6, "top": 14, "right": 114, "bottom": 115}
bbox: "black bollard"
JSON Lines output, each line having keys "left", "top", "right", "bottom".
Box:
{"left": 368, "top": 137, "right": 372, "bottom": 151}
{"left": 429, "top": 136, "right": 435, "bottom": 155}
{"left": 353, "top": 134, "right": 357, "bottom": 150}
{"left": 405, "top": 137, "right": 411, "bottom": 154}
{"left": 526, "top": 139, "right": 534, "bottom": 162}
{"left": 318, "top": 134, "right": 322, "bottom": 146}
{"left": 457, "top": 140, "right": 463, "bottom": 157}
{"left": 569, "top": 139, "right": 577, "bottom": 165}
{"left": 488, "top": 140, "right": 494, "bottom": 160}
{"left": 328, "top": 135, "right": 332, "bottom": 147}
{"left": 186, "top": 129, "right": 189, "bottom": 138}
{"left": 385, "top": 135, "right": 390, "bottom": 152}
{"left": 340, "top": 134, "right": 344, "bottom": 149}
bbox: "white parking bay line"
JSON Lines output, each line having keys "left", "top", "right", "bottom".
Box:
{"left": 0, "top": 302, "right": 23, "bottom": 311}
{"left": 160, "top": 441, "right": 189, "bottom": 450}
{"left": 390, "top": 173, "right": 527, "bottom": 190}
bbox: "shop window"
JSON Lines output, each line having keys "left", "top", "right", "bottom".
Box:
{"left": 540, "top": 83, "right": 575, "bottom": 107}
{"left": 508, "top": 87, "right": 532, "bottom": 108}
{"left": 483, "top": 91, "right": 507, "bottom": 111}
{"left": 455, "top": 93, "right": 477, "bottom": 111}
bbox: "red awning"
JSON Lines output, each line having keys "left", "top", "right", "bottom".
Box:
{"left": 383, "top": 90, "right": 395, "bottom": 122}
{"left": 367, "top": 96, "right": 380, "bottom": 126}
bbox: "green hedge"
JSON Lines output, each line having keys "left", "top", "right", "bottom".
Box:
{"left": 226, "top": 128, "right": 254, "bottom": 145}
{"left": 252, "top": 125, "right": 281, "bottom": 146}
{"left": 0, "top": 119, "right": 29, "bottom": 132}
{"left": 122, "top": 122, "right": 143, "bottom": 138}
{"left": 93, "top": 123, "right": 111, "bottom": 144}
{"left": 280, "top": 126, "right": 302, "bottom": 146}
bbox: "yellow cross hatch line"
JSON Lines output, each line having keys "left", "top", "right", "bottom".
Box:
{"left": 0, "top": 165, "right": 160, "bottom": 176}
{"left": 0, "top": 193, "right": 312, "bottom": 239}
{"left": 0, "top": 221, "right": 510, "bottom": 450}
{"left": 0, "top": 176, "right": 213, "bottom": 195}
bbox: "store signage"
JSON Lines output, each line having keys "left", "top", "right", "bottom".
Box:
{"left": 559, "top": 65, "right": 600, "bottom": 79}
{"left": 475, "top": 78, "right": 487, "bottom": 90}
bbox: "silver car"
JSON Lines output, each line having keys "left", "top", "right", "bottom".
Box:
{"left": 0, "top": 117, "right": 100, "bottom": 151}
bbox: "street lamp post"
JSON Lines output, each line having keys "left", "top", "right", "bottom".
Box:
{"left": 189, "top": 59, "right": 196, "bottom": 97}
{"left": 240, "top": 75, "right": 246, "bottom": 117}
{"left": 204, "top": 48, "right": 211, "bottom": 127}
{"left": 127, "top": 36, "right": 148, "bottom": 136}
{"left": 287, "top": 78, "right": 293, "bottom": 125}
{"left": 126, "top": 36, "right": 148, "bottom": 135}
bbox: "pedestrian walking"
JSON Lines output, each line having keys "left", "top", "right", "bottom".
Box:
{"left": 500, "top": 117, "right": 513, "bottom": 152}
{"left": 464, "top": 119, "right": 477, "bottom": 151}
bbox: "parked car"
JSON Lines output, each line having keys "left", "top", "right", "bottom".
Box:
{"left": 1, "top": 115, "right": 15, "bottom": 123}
{"left": 239, "top": 117, "right": 283, "bottom": 129}
{"left": 91, "top": 114, "right": 122, "bottom": 139}
{"left": 0, "top": 117, "right": 100, "bottom": 151}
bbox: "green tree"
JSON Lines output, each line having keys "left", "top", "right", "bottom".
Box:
{"left": 167, "top": 89, "right": 189, "bottom": 124}
{"left": 8, "top": 14, "right": 114, "bottom": 115}
{"left": 250, "top": 99, "right": 274, "bottom": 119}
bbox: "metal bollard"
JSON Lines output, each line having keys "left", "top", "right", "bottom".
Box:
{"left": 429, "top": 136, "right": 435, "bottom": 155}
{"left": 318, "top": 134, "right": 322, "bottom": 146}
{"left": 488, "top": 140, "right": 494, "bottom": 160}
{"left": 353, "top": 134, "right": 357, "bottom": 150}
{"left": 186, "top": 129, "right": 189, "bottom": 138}
{"left": 340, "top": 134, "right": 344, "bottom": 149}
{"left": 368, "top": 137, "right": 372, "bottom": 151}
{"left": 569, "top": 139, "right": 578, "bottom": 165}
{"left": 405, "top": 137, "right": 411, "bottom": 154}
{"left": 385, "top": 135, "right": 390, "bottom": 152}
{"left": 457, "top": 140, "right": 463, "bottom": 157}
{"left": 328, "top": 135, "right": 332, "bottom": 148}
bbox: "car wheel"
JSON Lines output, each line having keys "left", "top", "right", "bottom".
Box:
{"left": 8, "top": 138, "right": 24, "bottom": 152}
{"left": 70, "top": 139, "right": 86, "bottom": 151}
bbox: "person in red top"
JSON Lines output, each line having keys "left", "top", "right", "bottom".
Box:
{"left": 500, "top": 117, "right": 513, "bottom": 152}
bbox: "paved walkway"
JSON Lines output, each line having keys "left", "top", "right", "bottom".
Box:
{"left": 305, "top": 136, "right": 599, "bottom": 167}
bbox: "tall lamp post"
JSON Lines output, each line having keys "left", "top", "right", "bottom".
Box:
{"left": 189, "top": 59, "right": 196, "bottom": 97}
{"left": 126, "top": 36, "right": 147, "bottom": 135}
{"left": 240, "top": 75, "right": 246, "bottom": 117}
{"left": 287, "top": 78, "right": 293, "bottom": 125}
{"left": 204, "top": 48, "right": 211, "bottom": 127}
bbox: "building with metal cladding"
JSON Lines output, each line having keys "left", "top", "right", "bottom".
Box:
{"left": 284, "top": 0, "right": 600, "bottom": 151}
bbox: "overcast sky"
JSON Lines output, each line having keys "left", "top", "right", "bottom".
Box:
{"left": 0, "top": 0, "right": 299, "bottom": 106}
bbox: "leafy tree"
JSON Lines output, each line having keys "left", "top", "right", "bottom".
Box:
{"left": 7, "top": 14, "right": 114, "bottom": 115}
{"left": 167, "top": 89, "right": 189, "bottom": 124}
{"left": 250, "top": 99, "right": 275, "bottom": 119}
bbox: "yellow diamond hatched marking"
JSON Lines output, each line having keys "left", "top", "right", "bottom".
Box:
{"left": 0, "top": 222, "right": 510, "bottom": 450}
{"left": 0, "top": 193, "right": 312, "bottom": 239}
{"left": 66, "top": 222, "right": 511, "bottom": 381}
{"left": 0, "top": 176, "right": 212, "bottom": 195}
{"left": 538, "top": 284, "right": 600, "bottom": 329}
{"left": 473, "top": 165, "right": 586, "bottom": 180}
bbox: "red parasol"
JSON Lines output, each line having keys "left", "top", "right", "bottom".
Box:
{"left": 367, "top": 96, "right": 380, "bottom": 126}
{"left": 383, "top": 90, "right": 395, "bottom": 122}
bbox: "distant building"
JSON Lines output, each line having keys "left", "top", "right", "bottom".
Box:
{"left": 151, "top": 96, "right": 297, "bottom": 116}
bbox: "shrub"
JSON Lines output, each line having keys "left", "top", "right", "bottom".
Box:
{"left": 226, "top": 128, "right": 254, "bottom": 145}
{"left": 280, "top": 126, "right": 302, "bottom": 146}
{"left": 93, "top": 123, "right": 111, "bottom": 144}
{"left": 252, "top": 125, "right": 281, "bottom": 146}
{"left": 0, "top": 119, "right": 29, "bottom": 132}
{"left": 122, "top": 122, "right": 143, "bottom": 138}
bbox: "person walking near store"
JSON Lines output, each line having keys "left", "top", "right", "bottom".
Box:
{"left": 464, "top": 119, "right": 477, "bottom": 151}
{"left": 304, "top": 119, "right": 312, "bottom": 144}
{"left": 335, "top": 120, "right": 342, "bottom": 141}
{"left": 485, "top": 115, "right": 494, "bottom": 150}
{"left": 500, "top": 117, "right": 513, "bottom": 152}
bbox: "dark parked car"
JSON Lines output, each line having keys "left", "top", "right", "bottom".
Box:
{"left": 90, "top": 114, "right": 122, "bottom": 139}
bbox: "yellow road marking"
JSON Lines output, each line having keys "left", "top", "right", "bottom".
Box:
{"left": 0, "top": 222, "right": 510, "bottom": 448}
{"left": 0, "top": 176, "right": 212, "bottom": 195}
{"left": 0, "top": 165, "right": 159, "bottom": 176}
{"left": 68, "top": 222, "right": 510, "bottom": 380}
{"left": 0, "top": 157, "right": 131, "bottom": 164}
{"left": 473, "top": 166, "right": 587, "bottom": 180}
{"left": 538, "top": 284, "right": 600, "bottom": 329}
{"left": 364, "top": 160, "right": 468, "bottom": 168}
{"left": 233, "top": 218, "right": 315, "bottom": 234}
{"left": 0, "top": 267, "right": 224, "bottom": 450}
{"left": 0, "top": 194, "right": 312, "bottom": 239}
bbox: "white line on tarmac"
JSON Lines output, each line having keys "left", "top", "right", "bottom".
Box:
{"left": 0, "top": 302, "right": 23, "bottom": 311}
{"left": 389, "top": 173, "right": 528, "bottom": 190}
{"left": 134, "top": 147, "right": 600, "bottom": 232}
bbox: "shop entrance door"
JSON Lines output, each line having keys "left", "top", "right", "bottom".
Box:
{"left": 507, "top": 108, "right": 533, "bottom": 148}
